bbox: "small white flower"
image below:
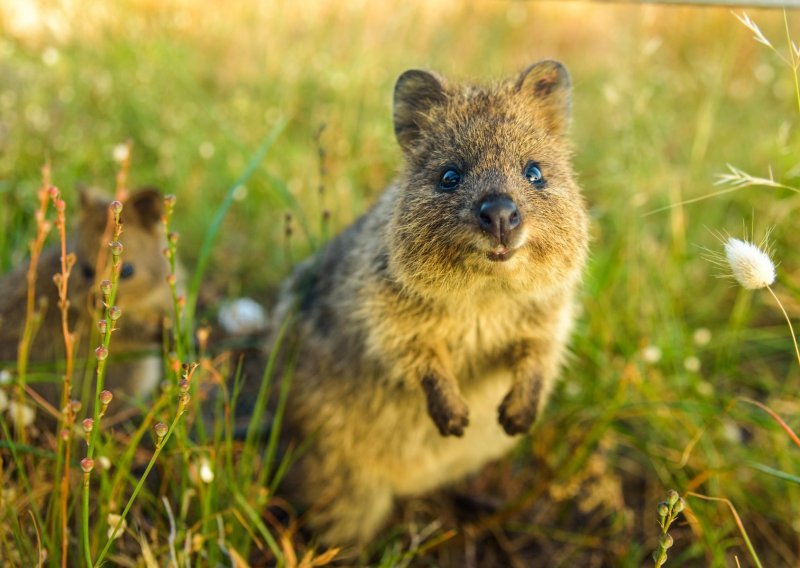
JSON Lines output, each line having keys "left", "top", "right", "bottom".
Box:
{"left": 41, "top": 47, "right": 60, "bottom": 66}
{"left": 198, "top": 142, "right": 215, "bottom": 159}
{"left": 0, "top": 369, "right": 11, "bottom": 385}
{"left": 218, "top": 297, "right": 268, "bottom": 335}
{"left": 683, "top": 356, "right": 701, "bottom": 373}
{"left": 112, "top": 143, "right": 130, "bottom": 164}
{"left": 98, "top": 456, "right": 112, "bottom": 471}
{"left": 696, "top": 381, "right": 713, "bottom": 397}
{"left": 106, "top": 513, "right": 127, "bottom": 540}
{"left": 722, "top": 418, "right": 743, "bottom": 444}
{"left": 724, "top": 237, "right": 775, "bottom": 290}
{"left": 199, "top": 457, "right": 214, "bottom": 484}
{"left": 232, "top": 184, "right": 248, "bottom": 201}
{"left": 8, "top": 401, "right": 35, "bottom": 429}
{"left": 693, "top": 328, "right": 712, "bottom": 347}
{"left": 642, "top": 345, "right": 662, "bottom": 364}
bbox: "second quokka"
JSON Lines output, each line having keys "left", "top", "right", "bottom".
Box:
{"left": 270, "top": 60, "right": 589, "bottom": 548}
{"left": 0, "top": 187, "right": 175, "bottom": 423}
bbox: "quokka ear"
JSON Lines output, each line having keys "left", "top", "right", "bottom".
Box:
{"left": 77, "top": 185, "right": 113, "bottom": 232}
{"left": 515, "top": 60, "right": 572, "bottom": 136}
{"left": 393, "top": 69, "right": 447, "bottom": 152}
{"left": 124, "top": 187, "right": 164, "bottom": 229}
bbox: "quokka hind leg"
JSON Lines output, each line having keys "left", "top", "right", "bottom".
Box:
{"left": 302, "top": 471, "right": 394, "bottom": 550}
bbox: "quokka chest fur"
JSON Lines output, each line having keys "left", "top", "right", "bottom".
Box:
{"left": 271, "top": 60, "right": 589, "bottom": 548}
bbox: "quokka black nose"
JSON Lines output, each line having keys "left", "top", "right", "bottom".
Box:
{"left": 477, "top": 195, "right": 521, "bottom": 243}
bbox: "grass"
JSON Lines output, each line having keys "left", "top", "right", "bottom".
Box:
{"left": 1, "top": 1, "right": 800, "bottom": 566}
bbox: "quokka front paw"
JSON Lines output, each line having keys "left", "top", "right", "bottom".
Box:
{"left": 498, "top": 388, "right": 538, "bottom": 436}
{"left": 421, "top": 375, "right": 470, "bottom": 437}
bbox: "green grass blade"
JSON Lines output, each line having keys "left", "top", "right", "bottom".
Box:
{"left": 185, "top": 117, "right": 289, "bottom": 336}
{"left": 747, "top": 461, "right": 800, "bottom": 485}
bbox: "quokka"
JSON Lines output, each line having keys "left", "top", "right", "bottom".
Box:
{"left": 0, "top": 187, "right": 175, "bottom": 423}
{"left": 270, "top": 60, "right": 589, "bottom": 548}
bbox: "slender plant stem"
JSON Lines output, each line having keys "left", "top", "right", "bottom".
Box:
{"left": 766, "top": 286, "right": 800, "bottom": 367}
{"left": 47, "top": 186, "right": 77, "bottom": 568}
{"left": 94, "top": 399, "right": 187, "bottom": 566}
{"left": 82, "top": 204, "right": 124, "bottom": 568}
{"left": 783, "top": 10, "right": 800, "bottom": 115}
{"left": 16, "top": 165, "right": 53, "bottom": 445}
{"left": 740, "top": 397, "right": 800, "bottom": 449}
{"left": 687, "top": 492, "right": 764, "bottom": 568}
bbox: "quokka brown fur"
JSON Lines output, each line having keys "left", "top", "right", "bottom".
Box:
{"left": 270, "top": 60, "right": 589, "bottom": 548}
{"left": 0, "top": 187, "right": 174, "bottom": 420}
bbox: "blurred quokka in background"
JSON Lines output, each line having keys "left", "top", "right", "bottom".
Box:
{"left": 0, "top": 187, "right": 175, "bottom": 424}
{"left": 269, "top": 60, "right": 589, "bottom": 548}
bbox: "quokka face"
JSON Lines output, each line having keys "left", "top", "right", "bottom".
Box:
{"left": 389, "top": 61, "right": 588, "bottom": 300}
{"left": 0, "top": 187, "right": 176, "bottom": 418}
{"left": 73, "top": 188, "right": 174, "bottom": 334}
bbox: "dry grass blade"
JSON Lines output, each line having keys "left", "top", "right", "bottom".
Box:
{"left": 300, "top": 547, "right": 341, "bottom": 567}
{"left": 687, "top": 492, "right": 764, "bottom": 568}
{"left": 138, "top": 530, "right": 159, "bottom": 568}
{"left": 739, "top": 398, "right": 800, "bottom": 450}
{"left": 28, "top": 510, "right": 44, "bottom": 568}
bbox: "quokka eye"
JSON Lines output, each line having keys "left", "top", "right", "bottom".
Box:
{"left": 524, "top": 161, "right": 546, "bottom": 188}
{"left": 438, "top": 167, "right": 462, "bottom": 191}
{"left": 120, "top": 262, "right": 135, "bottom": 279}
{"left": 81, "top": 263, "right": 95, "bottom": 280}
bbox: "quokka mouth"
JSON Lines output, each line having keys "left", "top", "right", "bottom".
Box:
{"left": 486, "top": 245, "right": 517, "bottom": 262}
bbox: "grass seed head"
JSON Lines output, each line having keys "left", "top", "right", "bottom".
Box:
{"left": 95, "top": 346, "right": 109, "bottom": 361}
{"left": 109, "top": 240, "right": 124, "bottom": 257}
{"left": 724, "top": 237, "right": 775, "bottom": 290}
{"left": 673, "top": 497, "right": 685, "bottom": 514}
{"left": 154, "top": 422, "right": 168, "bottom": 438}
{"left": 99, "top": 390, "right": 113, "bottom": 405}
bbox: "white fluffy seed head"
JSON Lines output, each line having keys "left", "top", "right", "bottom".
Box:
{"left": 724, "top": 237, "right": 775, "bottom": 290}
{"left": 199, "top": 458, "right": 214, "bottom": 484}
{"left": 8, "top": 401, "right": 35, "bottom": 429}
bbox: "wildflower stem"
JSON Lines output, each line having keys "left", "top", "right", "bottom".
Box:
{"left": 50, "top": 185, "right": 76, "bottom": 568}
{"left": 16, "top": 164, "right": 53, "bottom": 443}
{"left": 161, "top": 197, "right": 186, "bottom": 359}
{"left": 94, "top": 399, "right": 187, "bottom": 566}
{"left": 82, "top": 203, "right": 124, "bottom": 568}
{"left": 765, "top": 286, "right": 800, "bottom": 367}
